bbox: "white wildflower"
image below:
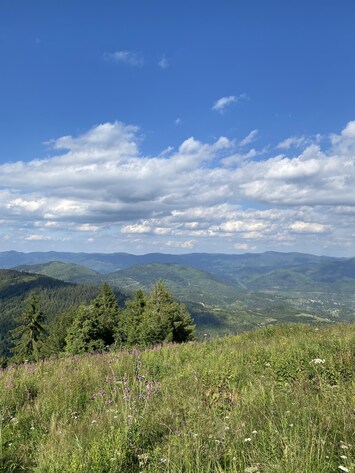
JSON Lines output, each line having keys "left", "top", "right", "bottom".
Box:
{"left": 338, "top": 466, "right": 349, "bottom": 472}
{"left": 311, "top": 358, "right": 325, "bottom": 364}
{"left": 244, "top": 437, "right": 252, "bottom": 442}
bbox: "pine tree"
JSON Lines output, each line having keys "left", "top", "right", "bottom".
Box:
{"left": 140, "top": 280, "right": 195, "bottom": 345}
{"left": 11, "top": 292, "right": 46, "bottom": 362}
{"left": 92, "top": 283, "right": 120, "bottom": 346}
{"left": 119, "top": 289, "right": 147, "bottom": 346}
{"left": 65, "top": 304, "right": 106, "bottom": 354}
{"left": 65, "top": 284, "right": 120, "bottom": 354}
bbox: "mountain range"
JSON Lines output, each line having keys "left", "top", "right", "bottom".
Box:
{"left": 1, "top": 250, "right": 354, "bottom": 356}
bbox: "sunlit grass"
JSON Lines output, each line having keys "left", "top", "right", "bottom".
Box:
{"left": 0, "top": 323, "right": 354, "bottom": 472}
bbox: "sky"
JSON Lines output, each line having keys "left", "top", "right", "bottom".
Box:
{"left": 1, "top": 1, "right": 355, "bottom": 256}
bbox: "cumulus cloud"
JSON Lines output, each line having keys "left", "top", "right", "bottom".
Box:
{"left": 104, "top": 50, "right": 144, "bottom": 66}
{"left": 1, "top": 120, "right": 355, "bottom": 254}
{"left": 289, "top": 221, "right": 329, "bottom": 233}
{"left": 165, "top": 240, "right": 195, "bottom": 248}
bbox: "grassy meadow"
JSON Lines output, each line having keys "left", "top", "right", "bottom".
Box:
{"left": 0, "top": 323, "right": 354, "bottom": 472}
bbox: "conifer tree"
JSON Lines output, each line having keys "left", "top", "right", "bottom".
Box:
{"left": 65, "top": 283, "right": 120, "bottom": 354}
{"left": 118, "top": 289, "right": 147, "bottom": 346}
{"left": 92, "top": 283, "right": 120, "bottom": 346}
{"left": 11, "top": 292, "right": 46, "bottom": 362}
{"left": 140, "top": 280, "right": 195, "bottom": 345}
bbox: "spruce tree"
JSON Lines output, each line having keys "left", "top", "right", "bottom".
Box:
{"left": 119, "top": 289, "right": 147, "bottom": 346}
{"left": 92, "top": 283, "right": 120, "bottom": 346}
{"left": 141, "top": 280, "right": 195, "bottom": 345}
{"left": 11, "top": 292, "right": 46, "bottom": 362}
{"left": 65, "top": 283, "right": 120, "bottom": 354}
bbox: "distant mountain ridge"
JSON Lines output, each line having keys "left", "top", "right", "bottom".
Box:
{"left": 0, "top": 249, "right": 343, "bottom": 275}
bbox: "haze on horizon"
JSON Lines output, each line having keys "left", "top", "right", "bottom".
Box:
{"left": 1, "top": 1, "right": 355, "bottom": 257}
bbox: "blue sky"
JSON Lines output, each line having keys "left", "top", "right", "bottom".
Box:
{"left": 1, "top": 1, "right": 355, "bottom": 255}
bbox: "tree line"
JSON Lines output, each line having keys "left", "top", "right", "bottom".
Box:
{"left": 10, "top": 281, "right": 195, "bottom": 363}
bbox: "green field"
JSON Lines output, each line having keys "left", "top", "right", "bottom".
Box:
{"left": 1, "top": 323, "right": 354, "bottom": 472}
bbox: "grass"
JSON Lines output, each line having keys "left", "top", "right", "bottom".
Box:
{"left": 0, "top": 323, "right": 354, "bottom": 472}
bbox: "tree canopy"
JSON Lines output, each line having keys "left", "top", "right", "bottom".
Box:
{"left": 11, "top": 292, "right": 46, "bottom": 362}
{"left": 65, "top": 281, "right": 195, "bottom": 355}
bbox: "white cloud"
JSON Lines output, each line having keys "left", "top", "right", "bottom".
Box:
{"left": 221, "top": 221, "right": 267, "bottom": 233}
{"left": 212, "top": 93, "right": 248, "bottom": 112}
{"left": 104, "top": 50, "right": 144, "bottom": 66}
{"left": 233, "top": 242, "right": 249, "bottom": 251}
{"left": 289, "top": 221, "right": 329, "bottom": 234}
{"left": 239, "top": 129, "right": 258, "bottom": 147}
{"left": 277, "top": 136, "right": 307, "bottom": 150}
{"left": 121, "top": 223, "right": 152, "bottom": 234}
{"left": 165, "top": 240, "right": 195, "bottom": 248}
{"left": 77, "top": 224, "right": 100, "bottom": 232}
{"left": 158, "top": 56, "right": 169, "bottom": 69}
{"left": 26, "top": 234, "right": 52, "bottom": 241}
{"left": 1, "top": 120, "right": 355, "bottom": 254}
{"left": 212, "top": 95, "right": 237, "bottom": 112}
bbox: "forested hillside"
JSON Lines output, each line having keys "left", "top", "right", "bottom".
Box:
{"left": 0, "top": 270, "right": 125, "bottom": 359}
{"left": 2, "top": 251, "right": 355, "bottom": 354}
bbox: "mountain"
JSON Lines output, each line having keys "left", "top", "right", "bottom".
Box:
{"left": 0, "top": 250, "right": 342, "bottom": 275}
{"left": 14, "top": 261, "right": 102, "bottom": 284}
{"left": 2, "top": 251, "right": 355, "bottom": 343}
{"left": 247, "top": 258, "right": 355, "bottom": 294}
{"left": 105, "top": 263, "right": 244, "bottom": 305}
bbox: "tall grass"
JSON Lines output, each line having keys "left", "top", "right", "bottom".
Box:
{"left": 1, "top": 323, "right": 354, "bottom": 472}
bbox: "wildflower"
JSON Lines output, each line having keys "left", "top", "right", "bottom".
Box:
{"left": 338, "top": 466, "right": 349, "bottom": 472}
{"left": 311, "top": 358, "right": 325, "bottom": 364}
{"left": 252, "top": 430, "right": 258, "bottom": 434}
{"left": 244, "top": 438, "right": 252, "bottom": 442}
{"left": 340, "top": 455, "right": 347, "bottom": 460}
{"left": 245, "top": 467, "right": 260, "bottom": 473}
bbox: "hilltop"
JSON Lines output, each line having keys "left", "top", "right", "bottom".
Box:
{"left": 1, "top": 323, "right": 353, "bottom": 472}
